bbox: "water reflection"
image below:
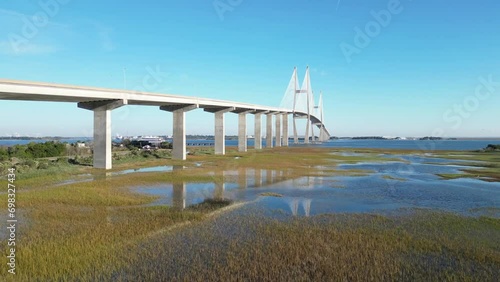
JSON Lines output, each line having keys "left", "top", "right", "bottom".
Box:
{"left": 136, "top": 168, "right": 290, "bottom": 210}
{"left": 286, "top": 198, "right": 312, "bottom": 217}
{"left": 214, "top": 170, "right": 225, "bottom": 200}
{"left": 57, "top": 154, "right": 499, "bottom": 217}
{"left": 172, "top": 182, "right": 186, "bottom": 209}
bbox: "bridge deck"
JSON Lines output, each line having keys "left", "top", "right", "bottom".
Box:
{"left": 0, "top": 78, "right": 331, "bottom": 169}
{"left": 0, "top": 79, "right": 327, "bottom": 129}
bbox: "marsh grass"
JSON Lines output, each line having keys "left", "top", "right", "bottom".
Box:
{"left": 433, "top": 151, "right": 500, "bottom": 181}
{"left": 0, "top": 147, "right": 346, "bottom": 280}
{"left": 187, "top": 198, "right": 233, "bottom": 212}
{"left": 115, "top": 210, "right": 500, "bottom": 281}
{"left": 1, "top": 147, "right": 498, "bottom": 280}
{"left": 382, "top": 175, "right": 407, "bottom": 181}
{"left": 259, "top": 192, "right": 284, "bottom": 197}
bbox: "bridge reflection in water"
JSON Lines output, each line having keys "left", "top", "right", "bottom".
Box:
{"left": 286, "top": 198, "right": 313, "bottom": 217}
{"left": 90, "top": 166, "right": 319, "bottom": 214}
{"left": 134, "top": 167, "right": 294, "bottom": 210}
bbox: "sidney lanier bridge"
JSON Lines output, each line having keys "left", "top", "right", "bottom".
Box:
{"left": 0, "top": 67, "right": 330, "bottom": 169}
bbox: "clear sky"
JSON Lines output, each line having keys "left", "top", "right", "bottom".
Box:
{"left": 1, "top": 0, "right": 499, "bottom": 138}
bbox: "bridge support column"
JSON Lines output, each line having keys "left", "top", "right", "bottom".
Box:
{"left": 293, "top": 115, "right": 299, "bottom": 144}
{"left": 78, "top": 99, "right": 127, "bottom": 170}
{"left": 237, "top": 111, "right": 253, "bottom": 152}
{"left": 93, "top": 110, "right": 111, "bottom": 169}
{"left": 304, "top": 117, "right": 310, "bottom": 144}
{"left": 215, "top": 111, "right": 225, "bottom": 154}
{"left": 254, "top": 113, "right": 262, "bottom": 149}
{"left": 160, "top": 104, "right": 198, "bottom": 160}
{"left": 266, "top": 113, "right": 273, "bottom": 148}
{"left": 275, "top": 113, "right": 281, "bottom": 147}
{"left": 282, "top": 113, "right": 289, "bottom": 146}
{"left": 173, "top": 110, "right": 186, "bottom": 159}
{"left": 311, "top": 121, "right": 315, "bottom": 143}
{"left": 212, "top": 108, "right": 234, "bottom": 155}
{"left": 320, "top": 126, "right": 328, "bottom": 142}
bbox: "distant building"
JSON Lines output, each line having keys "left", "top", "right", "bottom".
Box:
{"left": 135, "top": 136, "right": 164, "bottom": 146}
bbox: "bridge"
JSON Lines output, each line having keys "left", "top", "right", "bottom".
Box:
{"left": 0, "top": 67, "right": 330, "bottom": 169}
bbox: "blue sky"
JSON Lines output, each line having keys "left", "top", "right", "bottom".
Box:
{"left": 1, "top": 0, "right": 499, "bottom": 137}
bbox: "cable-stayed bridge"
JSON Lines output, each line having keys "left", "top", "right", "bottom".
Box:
{"left": 0, "top": 67, "right": 330, "bottom": 169}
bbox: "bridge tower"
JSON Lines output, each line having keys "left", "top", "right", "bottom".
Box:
{"left": 288, "top": 66, "right": 315, "bottom": 144}
{"left": 314, "top": 91, "right": 328, "bottom": 142}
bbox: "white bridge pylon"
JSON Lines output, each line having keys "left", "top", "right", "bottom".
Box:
{"left": 280, "top": 67, "right": 330, "bottom": 144}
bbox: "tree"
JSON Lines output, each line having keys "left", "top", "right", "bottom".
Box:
{"left": 0, "top": 147, "right": 8, "bottom": 161}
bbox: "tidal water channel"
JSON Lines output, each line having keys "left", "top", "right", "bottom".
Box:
{"left": 127, "top": 154, "right": 499, "bottom": 218}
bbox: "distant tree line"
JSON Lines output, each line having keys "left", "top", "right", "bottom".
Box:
{"left": 0, "top": 141, "right": 66, "bottom": 161}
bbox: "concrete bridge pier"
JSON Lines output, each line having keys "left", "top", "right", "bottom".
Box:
{"left": 304, "top": 117, "right": 310, "bottom": 144}
{"left": 275, "top": 113, "right": 281, "bottom": 147}
{"left": 160, "top": 104, "right": 198, "bottom": 160}
{"left": 282, "top": 113, "right": 289, "bottom": 146}
{"left": 204, "top": 107, "right": 234, "bottom": 155}
{"left": 254, "top": 113, "right": 262, "bottom": 149}
{"left": 293, "top": 114, "right": 299, "bottom": 144}
{"left": 266, "top": 113, "right": 273, "bottom": 148}
{"left": 311, "top": 120, "right": 315, "bottom": 143}
{"left": 236, "top": 110, "right": 253, "bottom": 152}
{"left": 78, "top": 99, "right": 127, "bottom": 169}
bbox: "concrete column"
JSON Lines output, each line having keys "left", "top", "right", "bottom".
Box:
{"left": 275, "top": 114, "right": 281, "bottom": 147}
{"left": 215, "top": 111, "right": 225, "bottom": 155}
{"left": 93, "top": 109, "right": 112, "bottom": 169}
{"left": 304, "top": 117, "right": 310, "bottom": 144}
{"left": 282, "top": 113, "right": 289, "bottom": 146}
{"left": 293, "top": 116, "right": 299, "bottom": 144}
{"left": 311, "top": 121, "right": 315, "bottom": 143}
{"left": 254, "top": 113, "right": 262, "bottom": 149}
{"left": 266, "top": 113, "right": 273, "bottom": 148}
{"left": 238, "top": 113, "right": 247, "bottom": 152}
{"left": 78, "top": 99, "right": 127, "bottom": 170}
{"left": 160, "top": 104, "right": 198, "bottom": 161}
{"left": 172, "top": 110, "right": 186, "bottom": 159}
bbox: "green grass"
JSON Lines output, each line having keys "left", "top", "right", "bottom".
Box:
{"left": 1, "top": 146, "right": 498, "bottom": 280}
{"left": 259, "top": 192, "right": 284, "bottom": 197}
{"left": 113, "top": 210, "right": 500, "bottom": 281}
{"left": 382, "top": 175, "right": 407, "bottom": 181}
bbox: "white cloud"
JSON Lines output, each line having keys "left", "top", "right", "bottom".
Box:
{"left": 0, "top": 8, "right": 70, "bottom": 29}
{"left": 0, "top": 41, "right": 58, "bottom": 55}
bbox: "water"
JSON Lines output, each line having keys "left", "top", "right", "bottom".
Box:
{"left": 0, "top": 137, "right": 92, "bottom": 146}
{"left": 223, "top": 139, "right": 499, "bottom": 151}
{"left": 132, "top": 155, "right": 500, "bottom": 217}
{"left": 7, "top": 138, "right": 498, "bottom": 217}
{"left": 52, "top": 166, "right": 176, "bottom": 186}
{"left": 311, "top": 139, "right": 500, "bottom": 151}
{"left": 111, "top": 166, "right": 173, "bottom": 175}
{"left": 2, "top": 138, "right": 498, "bottom": 151}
